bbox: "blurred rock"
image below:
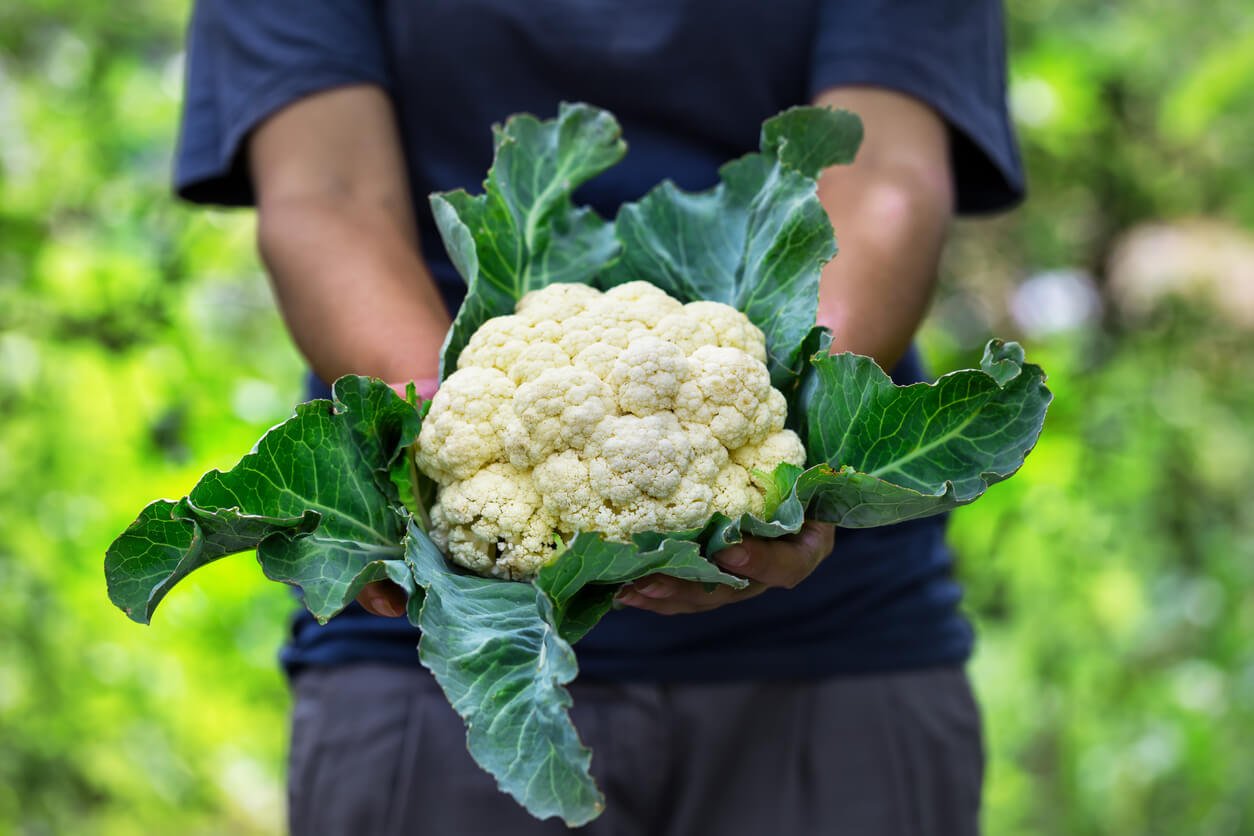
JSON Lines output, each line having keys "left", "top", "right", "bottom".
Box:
{"left": 1107, "top": 220, "right": 1254, "bottom": 328}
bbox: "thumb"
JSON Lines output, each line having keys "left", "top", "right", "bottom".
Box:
{"left": 356, "top": 580, "right": 407, "bottom": 618}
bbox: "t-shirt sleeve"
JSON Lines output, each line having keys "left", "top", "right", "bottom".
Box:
{"left": 173, "top": 0, "right": 391, "bottom": 206}
{"left": 809, "top": 0, "right": 1024, "bottom": 214}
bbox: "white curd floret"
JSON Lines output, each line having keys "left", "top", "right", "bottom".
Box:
{"left": 414, "top": 281, "right": 807, "bottom": 579}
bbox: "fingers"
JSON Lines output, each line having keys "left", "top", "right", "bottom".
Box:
{"left": 356, "top": 579, "right": 408, "bottom": 617}
{"left": 715, "top": 521, "right": 836, "bottom": 590}
{"left": 615, "top": 575, "right": 767, "bottom": 615}
{"left": 616, "top": 522, "right": 836, "bottom": 615}
{"left": 352, "top": 522, "right": 835, "bottom": 617}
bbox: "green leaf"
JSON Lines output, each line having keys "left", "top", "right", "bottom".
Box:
{"left": 403, "top": 520, "right": 747, "bottom": 825}
{"left": 432, "top": 103, "right": 627, "bottom": 377}
{"left": 104, "top": 376, "right": 420, "bottom": 624}
{"left": 604, "top": 107, "right": 862, "bottom": 387}
{"left": 760, "top": 462, "right": 806, "bottom": 521}
{"left": 103, "top": 499, "right": 318, "bottom": 624}
{"left": 760, "top": 106, "right": 863, "bottom": 177}
{"left": 404, "top": 523, "right": 604, "bottom": 827}
{"left": 536, "top": 533, "right": 747, "bottom": 643}
{"left": 795, "top": 340, "right": 1053, "bottom": 526}
{"left": 389, "top": 398, "right": 432, "bottom": 529}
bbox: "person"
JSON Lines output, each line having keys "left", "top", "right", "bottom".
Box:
{"left": 174, "top": 1, "right": 1023, "bottom": 833}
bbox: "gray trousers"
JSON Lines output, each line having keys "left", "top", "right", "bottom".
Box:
{"left": 288, "top": 664, "right": 983, "bottom": 836}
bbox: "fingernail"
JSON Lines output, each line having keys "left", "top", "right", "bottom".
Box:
{"left": 636, "top": 582, "right": 672, "bottom": 599}
{"left": 717, "top": 547, "right": 748, "bottom": 569}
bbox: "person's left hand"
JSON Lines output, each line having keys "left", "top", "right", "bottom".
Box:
{"left": 614, "top": 521, "right": 836, "bottom": 615}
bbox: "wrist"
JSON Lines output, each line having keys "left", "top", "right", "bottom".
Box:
{"left": 307, "top": 321, "right": 446, "bottom": 386}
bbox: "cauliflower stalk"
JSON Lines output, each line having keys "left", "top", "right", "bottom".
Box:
{"left": 415, "top": 281, "right": 806, "bottom": 580}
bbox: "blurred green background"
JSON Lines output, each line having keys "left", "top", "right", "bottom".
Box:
{"left": 2, "top": 1, "right": 1251, "bottom": 833}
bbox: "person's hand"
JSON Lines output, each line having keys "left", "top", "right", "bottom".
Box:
{"left": 358, "top": 578, "right": 409, "bottom": 618}
{"left": 614, "top": 521, "right": 836, "bottom": 615}
{"left": 355, "top": 378, "right": 439, "bottom": 618}
{"left": 359, "top": 521, "right": 836, "bottom": 618}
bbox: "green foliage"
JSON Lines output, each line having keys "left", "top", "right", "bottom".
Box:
{"left": 796, "top": 340, "right": 1050, "bottom": 525}
{"left": 432, "top": 103, "right": 626, "bottom": 377}
{"left": 937, "top": 8, "right": 1254, "bottom": 829}
{"left": 0, "top": 7, "right": 302, "bottom": 834}
{"left": 605, "top": 107, "right": 858, "bottom": 386}
{"left": 105, "top": 377, "right": 420, "bottom": 625}
{"left": 991, "top": 0, "right": 1254, "bottom": 273}
{"left": 931, "top": 311, "right": 1254, "bottom": 836}
{"left": 409, "top": 522, "right": 746, "bottom": 826}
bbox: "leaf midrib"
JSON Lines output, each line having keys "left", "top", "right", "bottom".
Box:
{"left": 519, "top": 146, "right": 583, "bottom": 292}
{"left": 244, "top": 468, "right": 390, "bottom": 545}
{"left": 867, "top": 407, "right": 985, "bottom": 481}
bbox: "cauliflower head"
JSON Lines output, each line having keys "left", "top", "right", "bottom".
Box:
{"left": 415, "top": 282, "right": 807, "bottom": 580}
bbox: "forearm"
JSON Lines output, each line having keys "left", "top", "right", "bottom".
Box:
{"left": 813, "top": 88, "right": 954, "bottom": 370}
{"left": 247, "top": 86, "right": 450, "bottom": 385}
{"left": 257, "top": 194, "right": 450, "bottom": 384}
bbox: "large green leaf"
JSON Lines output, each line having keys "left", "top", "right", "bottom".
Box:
{"left": 404, "top": 521, "right": 746, "bottom": 825}
{"left": 793, "top": 340, "right": 1053, "bottom": 526}
{"left": 432, "top": 103, "right": 627, "bottom": 377}
{"left": 603, "top": 107, "right": 862, "bottom": 386}
{"left": 404, "top": 523, "right": 602, "bottom": 827}
{"left": 104, "top": 376, "right": 419, "bottom": 623}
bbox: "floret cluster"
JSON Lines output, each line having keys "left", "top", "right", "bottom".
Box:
{"left": 414, "top": 281, "right": 807, "bottom": 579}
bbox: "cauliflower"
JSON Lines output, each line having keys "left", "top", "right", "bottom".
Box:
{"left": 414, "top": 282, "right": 807, "bottom": 579}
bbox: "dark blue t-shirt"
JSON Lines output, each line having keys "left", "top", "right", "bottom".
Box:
{"left": 174, "top": 0, "right": 1023, "bottom": 681}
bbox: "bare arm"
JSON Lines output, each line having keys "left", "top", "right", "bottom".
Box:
{"left": 249, "top": 85, "right": 451, "bottom": 385}
{"left": 813, "top": 86, "right": 954, "bottom": 370}
{"left": 620, "top": 86, "right": 954, "bottom": 615}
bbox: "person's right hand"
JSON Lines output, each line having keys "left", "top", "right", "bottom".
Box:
{"left": 356, "top": 377, "right": 439, "bottom": 619}
{"left": 614, "top": 521, "right": 836, "bottom": 615}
